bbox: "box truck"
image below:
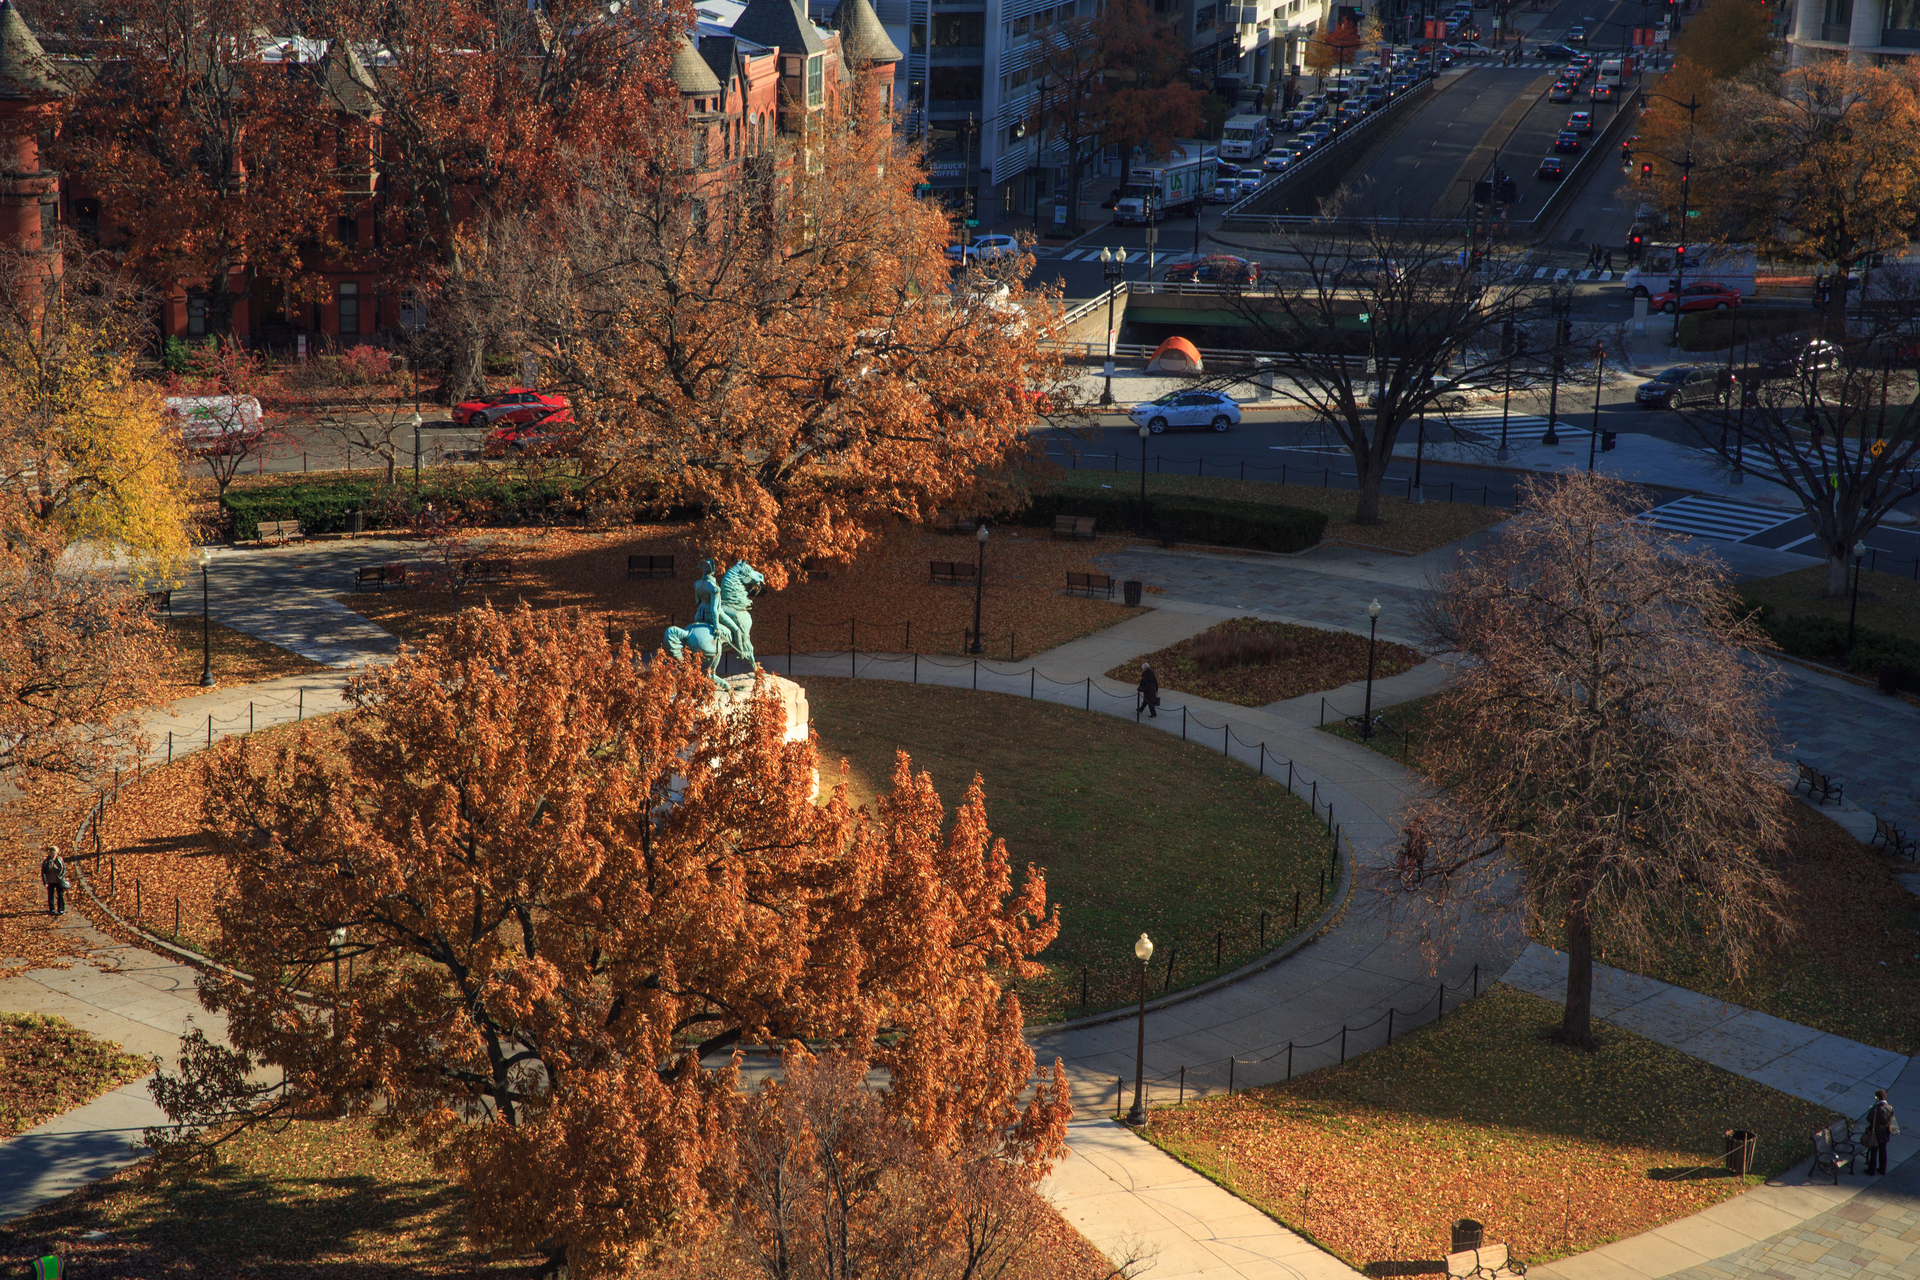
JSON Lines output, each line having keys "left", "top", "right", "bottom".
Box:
{"left": 1219, "top": 114, "right": 1273, "bottom": 159}
{"left": 1112, "top": 142, "right": 1219, "bottom": 224}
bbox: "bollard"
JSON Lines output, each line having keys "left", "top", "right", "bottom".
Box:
{"left": 913, "top": 653, "right": 919, "bottom": 683}
{"left": 1340, "top": 1026, "right": 1347, "bottom": 1063}
{"left": 1179, "top": 1065, "right": 1186, "bottom": 1104}
{"left": 1287, "top": 761, "right": 1294, "bottom": 793}
{"left": 904, "top": 620, "right": 910, "bottom": 652}
{"left": 1085, "top": 677, "right": 1091, "bottom": 710}
{"left": 206, "top": 714, "right": 212, "bottom": 748}
{"left": 1181, "top": 706, "right": 1187, "bottom": 740}
{"left": 1163, "top": 945, "right": 1175, "bottom": 993}
{"left": 1081, "top": 967, "right": 1089, "bottom": 1009}
{"left": 1228, "top": 1058, "right": 1235, "bottom": 1094}
{"left": 167, "top": 732, "right": 172, "bottom": 763}
{"left": 174, "top": 896, "right": 181, "bottom": 939}
{"left": 1259, "top": 742, "right": 1265, "bottom": 776}
{"left": 1387, "top": 1007, "right": 1394, "bottom": 1044}
{"left": 1116, "top": 1076, "right": 1123, "bottom": 1117}
{"left": 1287, "top": 1042, "right": 1294, "bottom": 1080}
{"left": 1311, "top": 779, "right": 1317, "bottom": 810}
{"left": 1259, "top": 910, "right": 1267, "bottom": 949}
{"left": 249, "top": 701, "right": 254, "bottom": 732}
{"left": 1319, "top": 868, "right": 1325, "bottom": 903}
{"left": 1293, "top": 888, "right": 1301, "bottom": 927}
{"left": 1222, "top": 726, "right": 1228, "bottom": 756}
{"left": 972, "top": 659, "right": 978, "bottom": 690}
{"left": 135, "top": 879, "right": 142, "bottom": 924}
{"left": 109, "top": 857, "right": 116, "bottom": 895}
{"left": 298, "top": 688, "right": 304, "bottom": 721}
{"left": 1215, "top": 930, "right": 1223, "bottom": 969}
{"left": 1030, "top": 669, "right": 1036, "bottom": 699}
{"left": 1472, "top": 962, "right": 1479, "bottom": 998}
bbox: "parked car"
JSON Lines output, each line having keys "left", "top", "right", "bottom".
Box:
{"left": 1554, "top": 130, "right": 1581, "bottom": 152}
{"left": 1567, "top": 111, "right": 1593, "bottom": 133}
{"left": 1549, "top": 81, "right": 1573, "bottom": 102}
{"left": 165, "top": 395, "right": 266, "bottom": 456}
{"left": 1757, "top": 338, "right": 1841, "bottom": 379}
{"left": 1536, "top": 156, "right": 1567, "bottom": 180}
{"left": 1649, "top": 282, "right": 1743, "bottom": 313}
{"left": 1634, "top": 366, "right": 1732, "bottom": 409}
{"left": 455, "top": 387, "right": 573, "bottom": 430}
{"left": 970, "top": 233, "right": 1023, "bottom": 261}
{"left": 1128, "top": 389, "right": 1243, "bottom": 433}
{"left": 486, "top": 418, "right": 582, "bottom": 458}
{"left": 1170, "top": 254, "right": 1262, "bottom": 285}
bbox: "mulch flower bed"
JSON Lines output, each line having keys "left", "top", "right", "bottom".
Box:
{"left": 1108, "top": 616, "right": 1422, "bottom": 707}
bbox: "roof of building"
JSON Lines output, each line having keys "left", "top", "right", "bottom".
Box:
{"left": 0, "top": 0, "right": 64, "bottom": 100}
{"left": 830, "top": 0, "right": 902, "bottom": 64}
{"left": 314, "top": 40, "right": 379, "bottom": 114}
{"left": 670, "top": 31, "right": 723, "bottom": 93}
{"left": 730, "top": 0, "right": 827, "bottom": 57}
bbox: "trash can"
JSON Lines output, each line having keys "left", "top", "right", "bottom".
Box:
{"left": 349, "top": 509, "right": 365, "bottom": 535}
{"left": 1123, "top": 580, "right": 1144, "bottom": 607}
{"left": 1880, "top": 665, "right": 1902, "bottom": 696}
{"left": 1725, "top": 1129, "right": 1758, "bottom": 1177}
{"left": 1451, "top": 1219, "right": 1484, "bottom": 1253}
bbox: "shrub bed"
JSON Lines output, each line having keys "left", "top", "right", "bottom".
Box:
{"left": 1016, "top": 489, "right": 1328, "bottom": 553}
{"left": 1676, "top": 307, "right": 1815, "bottom": 352}
{"left": 1743, "top": 600, "right": 1920, "bottom": 692}
{"left": 221, "top": 472, "right": 595, "bottom": 539}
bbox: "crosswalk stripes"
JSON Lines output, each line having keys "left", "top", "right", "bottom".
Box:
{"left": 1053, "top": 249, "right": 1148, "bottom": 262}
{"left": 1635, "top": 495, "right": 1798, "bottom": 543}
{"left": 1435, "top": 413, "right": 1589, "bottom": 446}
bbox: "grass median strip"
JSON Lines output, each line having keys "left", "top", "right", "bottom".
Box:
{"left": 1144, "top": 985, "right": 1837, "bottom": 1272}
{"left": 0, "top": 1014, "right": 151, "bottom": 1141}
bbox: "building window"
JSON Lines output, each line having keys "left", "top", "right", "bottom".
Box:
{"left": 1035, "top": 6, "right": 1055, "bottom": 28}
{"left": 807, "top": 55, "right": 823, "bottom": 106}
{"left": 1195, "top": 3, "right": 1217, "bottom": 28}
{"left": 338, "top": 281, "right": 360, "bottom": 335}
{"left": 1886, "top": 0, "right": 1920, "bottom": 41}
{"left": 694, "top": 125, "right": 708, "bottom": 166}
{"left": 337, "top": 214, "right": 358, "bottom": 246}
{"left": 929, "top": 65, "right": 983, "bottom": 101}
{"left": 399, "top": 289, "right": 426, "bottom": 331}
{"left": 73, "top": 197, "right": 100, "bottom": 241}
{"left": 186, "top": 293, "right": 208, "bottom": 337}
{"left": 933, "top": 12, "right": 986, "bottom": 44}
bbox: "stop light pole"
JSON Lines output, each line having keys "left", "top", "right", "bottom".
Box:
{"left": 1641, "top": 92, "right": 1702, "bottom": 351}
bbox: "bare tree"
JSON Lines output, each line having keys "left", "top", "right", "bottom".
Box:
{"left": 1676, "top": 302, "right": 1920, "bottom": 598}
{"left": 1205, "top": 220, "right": 1543, "bottom": 524}
{"left": 1387, "top": 473, "right": 1792, "bottom": 1049}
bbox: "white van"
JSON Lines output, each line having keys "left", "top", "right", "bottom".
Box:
{"left": 1219, "top": 114, "right": 1273, "bottom": 159}
{"left": 1596, "top": 58, "right": 1624, "bottom": 87}
{"left": 165, "top": 395, "right": 265, "bottom": 456}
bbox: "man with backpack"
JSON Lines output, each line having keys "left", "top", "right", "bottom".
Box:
{"left": 40, "top": 845, "right": 68, "bottom": 916}
{"left": 1863, "top": 1089, "right": 1899, "bottom": 1175}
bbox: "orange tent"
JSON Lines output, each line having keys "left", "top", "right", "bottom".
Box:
{"left": 1147, "top": 336, "right": 1203, "bottom": 372}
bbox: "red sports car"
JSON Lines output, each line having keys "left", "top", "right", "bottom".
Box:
{"left": 455, "top": 387, "right": 573, "bottom": 430}
{"left": 1650, "top": 282, "right": 1743, "bottom": 313}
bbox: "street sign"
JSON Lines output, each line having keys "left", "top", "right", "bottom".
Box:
{"left": 965, "top": 219, "right": 979, "bottom": 228}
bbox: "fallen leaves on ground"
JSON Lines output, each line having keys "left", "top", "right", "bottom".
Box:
{"left": 341, "top": 523, "right": 1139, "bottom": 660}
{"left": 1108, "top": 617, "right": 1421, "bottom": 707}
{"left": 0, "top": 1114, "right": 1116, "bottom": 1280}
{"left": 0, "top": 1013, "right": 151, "bottom": 1141}
{"left": 0, "top": 792, "right": 111, "bottom": 979}
{"left": 1145, "top": 986, "right": 1838, "bottom": 1271}
{"left": 158, "top": 615, "right": 327, "bottom": 693}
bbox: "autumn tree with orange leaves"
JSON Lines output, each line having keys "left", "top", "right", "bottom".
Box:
{"left": 1382, "top": 474, "right": 1791, "bottom": 1051}
{"left": 461, "top": 97, "right": 1082, "bottom": 585}
{"left": 154, "top": 603, "right": 1070, "bottom": 1280}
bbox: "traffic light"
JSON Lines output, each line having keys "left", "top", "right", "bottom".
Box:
{"left": 1640, "top": 161, "right": 1654, "bottom": 178}
{"left": 1499, "top": 178, "right": 1517, "bottom": 203}
{"left": 1600, "top": 431, "right": 1617, "bottom": 452}
{"left": 1675, "top": 244, "right": 1686, "bottom": 269}
{"left": 963, "top": 191, "right": 975, "bottom": 216}
{"left": 1559, "top": 316, "right": 1573, "bottom": 344}
{"left": 1473, "top": 179, "right": 1492, "bottom": 204}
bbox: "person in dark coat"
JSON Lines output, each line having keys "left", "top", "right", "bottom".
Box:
{"left": 41, "top": 845, "right": 68, "bottom": 916}
{"left": 1136, "top": 662, "right": 1160, "bottom": 719}
{"left": 1863, "top": 1089, "right": 1899, "bottom": 1175}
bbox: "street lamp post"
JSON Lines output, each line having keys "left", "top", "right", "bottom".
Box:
{"left": 1137, "top": 425, "right": 1151, "bottom": 535}
{"left": 1847, "top": 539, "right": 1867, "bottom": 656}
{"left": 969, "top": 524, "right": 989, "bottom": 654}
{"left": 1640, "top": 91, "right": 1702, "bottom": 351}
{"left": 195, "top": 547, "right": 214, "bottom": 688}
{"left": 1126, "top": 932, "right": 1154, "bottom": 1125}
{"left": 1542, "top": 288, "right": 1568, "bottom": 446}
{"left": 1587, "top": 343, "right": 1606, "bottom": 473}
{"left": 1100, "top": 248, "right": 1126, "bottom": 406}
{"left": 410, "top": 410, "right": 424, "bottom": 485}
{"left": 1497, "top": 322, "right": 1514, "bottom": 460}
{"left": 1360, "top": 598, "right": 1382, "bottom": 739}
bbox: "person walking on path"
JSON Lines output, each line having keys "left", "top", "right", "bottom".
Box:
{"left": 1863, "top": 1089, "right": 1899, "bottom": 1175}
{"left": 40, "top": 845, "right": 68, "bottom": 916}
{"left": 1136, "top": 663, "right": 1160, "bottom": 719}
{"left": 1604, "top": 248, "right": 1613, "bottom": 272}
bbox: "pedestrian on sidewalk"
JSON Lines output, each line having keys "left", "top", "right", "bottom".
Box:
{"left": 1136, "top": 663, "right": 1160, "bottom": 719}
{"left": 40, "top": 845, "right": 68, "bottom": 916}
{"left": 1862, "top": 1089, "right": 1899, "bottom": 1175}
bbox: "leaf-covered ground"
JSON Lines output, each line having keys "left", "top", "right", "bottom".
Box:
{"left": 0, "top": 1117, "right": 1116, "bottom": 1280}
{"left": 1106, "top": 616, "right": 1422, "bottom": 708}
{"left": 1145, "top": 986, "right": 1838, "bottom": 1272}
{"left": 0, "top": 791, "right": 110, "bottom": 979}
{"left": 1325, "top": 696, "right": 1920, "bottom": 1055}
{"left": 342, "top": 523, "right": 1141, "bottom": 660}
{"left": 0, "top": 1013, "right": 151, "bottom": 1140}
{"left": 1049, "top": 470, "right": 1512, "bottom": 554}
{"left": 158, "top": 614, "right": 326, "bottom": 693}
{"left": 808, "top": 679, "right": 1330, "bottom": 1023}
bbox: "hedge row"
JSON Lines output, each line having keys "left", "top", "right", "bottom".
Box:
{"left": 1015, "top": 489, "right": 1328, "bottom": 553}
{"left": 1746, "top": 603, "right": 1920, "bottom": 693}
{"left": 221, "top": 475, "right": 592, "bottom": 541}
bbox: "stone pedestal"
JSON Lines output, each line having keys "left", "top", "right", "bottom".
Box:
{"left": 716, "top": 672, "right": 809, "bottom": 745}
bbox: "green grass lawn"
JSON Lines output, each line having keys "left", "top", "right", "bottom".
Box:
{"left": 1740, "top": 564, "right": 1920, "bottom": 646}
{"left": 1323, "top": 696, "right": 1920, "bottom": 1055}
{"left": 1145, "top": 986, "right": 1837, "bottom": 1271}
{"left": 807, "top": 678, "right": 1333, "bottom": 1023}
{"left": 1047, "top": 471, "right": 1511, "bottom": 554}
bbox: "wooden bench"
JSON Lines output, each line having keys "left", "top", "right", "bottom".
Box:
{"left": 1065, "top": 571, "right": 1114, "bottom": 599}
{"left": 626, "top": 554, "right": 675, "bottom": 580}
{"left": 257, "top": 519, "right": 303, "bottom": 544}
{"left": 461, "top": 557, "right": 509, "bottom": 584}
{"left": 929, "top": 560, "right": 978, "bottom": 585}
{"left": 802, "top": 557, "right": 832, "bottom": 582}
{"left": 1051, "top": 514, "right": 1097, "bottom": 540}
{"left": 1873, "top": 815, "right": 1918, "bottom": 858}
{"left": 1446, "top": 1241, "right": 1520, "bottom": 1279}
{"left": 354, "top": 564, "right": 408, "bottom": 591}
{"left": 1794, "top": 760, "right": 1844, "bottom": 806}
{"left": 143, "top": 588, "right": 172, "bottom": 615}
{"left": 1811, "top": 1121, "right": 1856, "bottom": 1184}
{"left": 932, "top": 512, "right": 977, "bottom": 534}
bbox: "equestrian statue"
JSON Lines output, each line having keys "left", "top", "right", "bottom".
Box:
{"left": 664, "top": 558, "right": 767, "bottom": 686}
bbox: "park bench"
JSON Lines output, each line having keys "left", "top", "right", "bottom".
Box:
{"left": 1051, "top": 514, "right": 1097, "bottom": 540}
{"left": 802, "top": 557, "right": 832, "bottom": 582}
{"left": 354, "top": 564, "right": 408, "bottom": 591}
{"left": 1445, "top": 1242, "right": 1522, "bottom": 1279}
{"left": 461, "top": 557, "right": 509, "bottom": 584}
{"left": 929, "top": 561, "right": 977, "bottom": 585}
{"left": 1873, "top": 815, "right": 1918, "bottom": 858}
{"left": 626, "top": 554, "right": 675, "bottom": 579}
{"left": 932, "top": 511, "right": 977, "bottom": 534}
{"left": 1065, "top": 571, "right": 1114, "bottom": 599}
{"left": 1811, "top": 1121, "right": 1857, "bottom": 1183}
{"left": 143, "top": 588, "right": 172, "bottom": 615}
{"left": 1794, "top": 760, "right": 1844, "bottom": 806}
{"left": 257, "top": 519, "right": 303, "bottom": 544}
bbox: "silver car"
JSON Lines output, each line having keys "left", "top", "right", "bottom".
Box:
{"left": 1128, "top": 389, "right": 1243, "bottom": 433}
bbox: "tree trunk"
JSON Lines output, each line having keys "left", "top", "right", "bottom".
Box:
{"left": 1353, "top": 476, "right": 1382, "bottom": 525}
{"left": 1824, "top": 550, "right": 1850, "bottom": 599}
{"left": 1557, "top": 901, "right": 1597, "bottom": 1050}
